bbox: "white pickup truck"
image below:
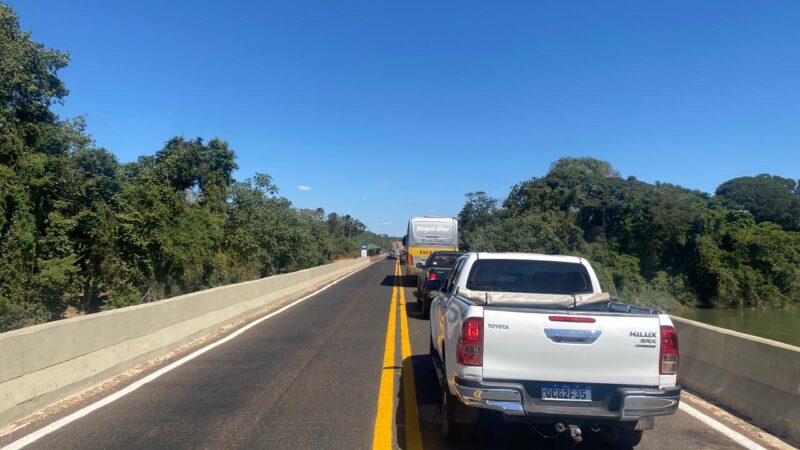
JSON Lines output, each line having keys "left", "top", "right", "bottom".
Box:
{"left": 429, "top": 253, "right": 680, "bottom": 447}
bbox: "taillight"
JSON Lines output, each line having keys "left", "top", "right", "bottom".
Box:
{"left": 429, "top": 271, "right": 437, "bottom": 280}
{"left": 457, "top": 318, "right": 483, "bottom": 366}
{"left": 406, "top": 253, "right": 412, "bottom": 266}
{"left": 660, "top": 326, "right": 679, "bottom": 375}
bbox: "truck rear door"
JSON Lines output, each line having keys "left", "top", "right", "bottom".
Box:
{"left": 482, "top": 308, "right": 662, "bottom": 387}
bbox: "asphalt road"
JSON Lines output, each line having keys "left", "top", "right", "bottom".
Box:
{"left": 7, "top": 259, "right": 782, "bottom": 450}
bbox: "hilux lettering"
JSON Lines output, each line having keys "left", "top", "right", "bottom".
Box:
{"left": 629, "top": 331, "right": 657, "bottom": 338}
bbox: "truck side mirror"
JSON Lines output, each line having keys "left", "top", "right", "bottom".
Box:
{"left": 415, "top": 262, "right": 425, "bottom": 269}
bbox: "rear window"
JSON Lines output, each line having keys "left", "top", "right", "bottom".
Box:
{"left": 465, "top": 259, "right": 593, "bottom": 295}
{"left": 427, "top": 253, "right": 462, "bottom": 268}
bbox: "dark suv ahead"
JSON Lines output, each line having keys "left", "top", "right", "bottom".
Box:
{"left": 415, "top": 251, "right": 464, "bottom": 317}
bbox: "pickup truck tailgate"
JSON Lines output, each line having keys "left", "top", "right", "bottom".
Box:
{"left": 482, "top": 309, "right": 661, "bottom": 386}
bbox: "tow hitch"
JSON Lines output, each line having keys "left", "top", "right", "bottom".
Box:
{"left": 554, "top": 423, "right": 583, "bottom": 444}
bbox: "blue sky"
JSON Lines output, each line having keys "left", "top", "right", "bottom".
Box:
{"left": 8, "top": 0, "right": 800, "bottom": 237}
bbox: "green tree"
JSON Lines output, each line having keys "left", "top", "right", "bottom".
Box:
{"left": 715, "top": 174, "right": 800, "bottom": 231}
{"left": 0, "top": 3, "right": 395, "bottom": 331}
{"left": 457, "top": 156, "right": 800, "bottom": 312}
{"left": 1, "top": 4, "right": 82, "bottom": 328}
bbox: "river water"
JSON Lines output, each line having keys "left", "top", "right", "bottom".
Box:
{"left": 677, "top": 308, "right": 800, "bottom": 347}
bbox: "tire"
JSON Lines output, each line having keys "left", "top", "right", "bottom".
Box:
{"left": 429, "top": 339, "right": 440, "bottom": 385}
{"left": 601, "top": 428, "right": 643, "bottom": 448}
{"left": 440, "top": 388, "right": 477, "bottom": 440}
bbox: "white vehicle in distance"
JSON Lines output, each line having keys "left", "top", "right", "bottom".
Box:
{"left": 429, "top": 253, "right": 680, "bottom": 447}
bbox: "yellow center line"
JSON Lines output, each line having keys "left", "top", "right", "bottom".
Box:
{"left": 372, "top": 260, "right": 424, "bottom": 450}
{"left": 372, "top": 260, "right": 398, "bottom": 449}
{"left": 398, "top": 265, "right": 424, "bottom": 450}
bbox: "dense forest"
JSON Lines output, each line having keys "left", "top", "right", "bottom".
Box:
{"left": 0, "top": 5, "right": 390, "bottom": 332}
{"left": 458, "top": 158, "right": 800, "bottom": 312}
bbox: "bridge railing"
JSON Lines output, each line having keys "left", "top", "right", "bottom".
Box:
{"left": 673, "top": 316, "right": 800, "bottom": 444}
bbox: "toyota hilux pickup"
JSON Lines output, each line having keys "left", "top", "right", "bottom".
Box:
{"left": 429, "top": 253, "right": 680, "bottom": 447}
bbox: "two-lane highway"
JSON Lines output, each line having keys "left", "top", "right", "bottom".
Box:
{"left": 11, "top": 260, "right": 392, "bottom": 450}
{"left": 2, "top": 259, "right": 788, "bottom": 449}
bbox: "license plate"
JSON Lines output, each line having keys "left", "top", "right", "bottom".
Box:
{"left": 541, "top": 383, "right": 592, "bottom": 402}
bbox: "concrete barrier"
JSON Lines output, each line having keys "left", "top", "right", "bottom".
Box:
{"left": 672, "top": 316, "right": 800, "bottom": 443}
{"left": 0, "top": 257, "right": 372, "bottom": 428}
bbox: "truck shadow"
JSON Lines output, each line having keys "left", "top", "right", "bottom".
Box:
{"left": 395, "top": 333, "right": 623, "bottom": 448}
{"left": 380, "top": 274, "right": 419, "bottom": 288}
{"left": 396, "top": 354, "right": 603, "bottom": 449}
{"left": 403, "top": 293, "right": 429, "bottom": 322}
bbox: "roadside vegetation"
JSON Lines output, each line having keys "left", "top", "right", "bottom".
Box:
{"left": 0, "top": 5, "right": 390, "bottom": 332}
{"left": 458, "top": 158, "right": 800, "bottom": 312}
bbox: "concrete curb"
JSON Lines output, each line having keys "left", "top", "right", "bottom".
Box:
{"left": 0, "top": 258, "right": 372, "bottom": 428}
{"left": 672, "top": 316, "right": 800, "bottom": 443}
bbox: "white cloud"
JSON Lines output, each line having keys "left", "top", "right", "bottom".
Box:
{"left": 381, "top": 222, "right": 392, "bottom": 226}
{"left": 297, "top": 185, "right": 312, "bottom": 192}
{"left": 380, "top": 181, "right": 391, "bottom": 186}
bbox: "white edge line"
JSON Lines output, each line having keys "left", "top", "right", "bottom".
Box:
{"left": 2, "top": 261, "right": 374, "bottom": 450}
{"left": 678, "top": 402, "right": 768, "bottom": 450}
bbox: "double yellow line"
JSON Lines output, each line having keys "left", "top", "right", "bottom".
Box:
{"left": 371, "top": 259, "right": 423, "bottom": 450}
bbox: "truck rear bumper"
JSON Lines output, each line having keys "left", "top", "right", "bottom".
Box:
{"left": 453, "top": 377, "right": 680, "bottom": 423}
{"left": 453, "top": 382, "right": 526, "bottom": 416}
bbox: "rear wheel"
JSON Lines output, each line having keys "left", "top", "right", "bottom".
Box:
{"left": 420, "top": 298, "right": 430, "bottom": 319}
{"left": 440, "top": 388, "right": 478, "bottom": 440}
{"left": 429, "top": 339, "right": 439, "bottom": 384}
